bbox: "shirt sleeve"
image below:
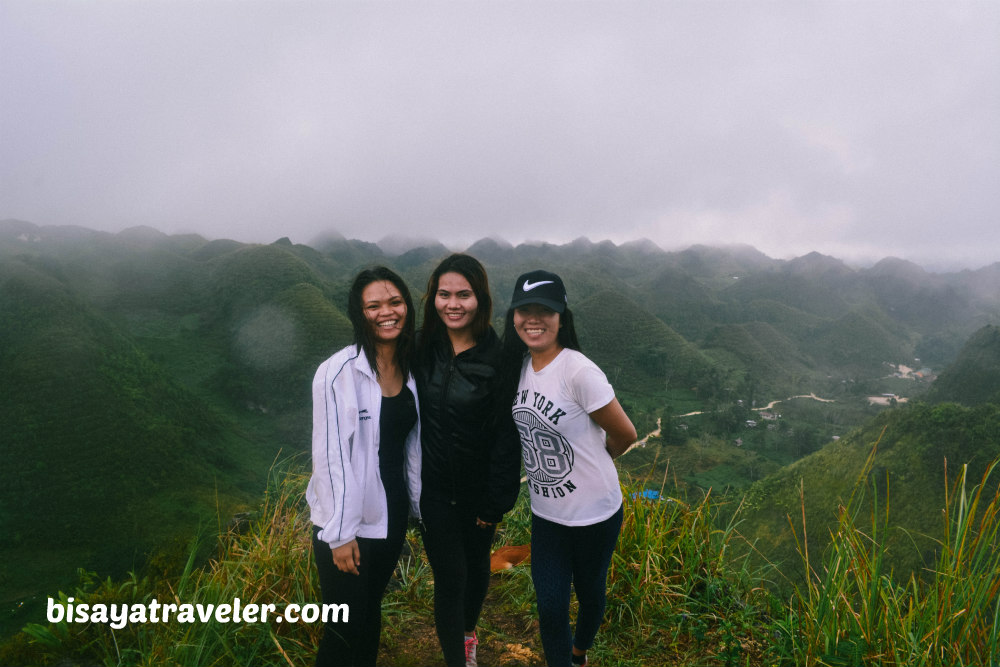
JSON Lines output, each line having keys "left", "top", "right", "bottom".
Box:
{"left": 566, "top": 355, "right": 616, "bottom": 413}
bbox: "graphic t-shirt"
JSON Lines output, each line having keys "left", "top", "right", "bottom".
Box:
{"left": 512, "top": 348, "right": 621, "bottom": 526}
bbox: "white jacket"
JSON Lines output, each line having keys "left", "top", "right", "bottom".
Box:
{"left": 306, "top": 345, "right": 422, "bottom": 548}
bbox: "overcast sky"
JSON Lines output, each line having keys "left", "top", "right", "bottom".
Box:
{"left": 2, "top": 1, "right": 998, "bottom": 269}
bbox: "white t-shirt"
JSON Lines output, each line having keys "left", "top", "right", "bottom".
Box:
{"left": 512, "top": 348, "right": 622, "bottom": 526}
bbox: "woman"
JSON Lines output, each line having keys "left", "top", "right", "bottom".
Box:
{"left": 306, "top": 267, "right": 421, "bottom": 667}
{"left": 502, "top": 269, "right": 637, "bottom": 667}
{"left": 416, "top": 253, "right": 522, "bottom": 667}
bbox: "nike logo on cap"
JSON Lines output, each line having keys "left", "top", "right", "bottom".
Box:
{"left": 523, "top": 279, "right": 554, "bottom": 291}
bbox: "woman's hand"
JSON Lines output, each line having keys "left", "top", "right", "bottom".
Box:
{"left": 590, "top": 398, "right": 638, "bottom": 459}
{"left": 475, "top": 517, "right": 495, "bottom": 530}
{"left": 332, "top": 539, "right": 361, "bottom": 575}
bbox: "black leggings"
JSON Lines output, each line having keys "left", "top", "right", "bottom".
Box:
{"left": 530, "top": 504, "right": 623, "bottom": 667}
{"left": 419, "top": 496, "right": 497, "bottom": 667}
{"left": 312, "top": 495, "right": 408, "bottom": 667}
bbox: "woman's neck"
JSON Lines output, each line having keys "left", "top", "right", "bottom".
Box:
{"left": 446, "top": 327, "right": 476, "bottom": 356}
{"left": 529, "top": 345, "right": 563, "bottom": 372}
{"left": 374, "top": 341, "right": 403, "bottom": 395}
{"left": 374, "top": 340, "right": 396, "bottom": 365}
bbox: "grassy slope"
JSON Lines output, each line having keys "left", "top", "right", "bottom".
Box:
{"left": 700, "top": 320, "right": 815, "bottom": 396}
{"left": 738, "top": 402, "right": 1000, "bottom": 589}
{"left": 1, "top": 464, "right": 779, "bottom": 667}
{"left": 0, "top": 259, "right": 270, "bottom": 614}
{"left": 7, "top": 450, "right": 997, "bottom": 666}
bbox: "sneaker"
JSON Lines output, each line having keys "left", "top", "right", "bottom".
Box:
{"left": 464, "top": 632, "right": 478, "bottom": 667}
{"left": 571, "top": 652, "right": 588, "bottom": 667}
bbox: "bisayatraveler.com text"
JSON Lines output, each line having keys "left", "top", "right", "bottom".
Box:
{"left": 46, "top": 597, "right": 348, "bottom": 629}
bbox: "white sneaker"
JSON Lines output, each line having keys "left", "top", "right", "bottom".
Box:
{"left": 464, "top": 632, "right": 478, "bottom": 667}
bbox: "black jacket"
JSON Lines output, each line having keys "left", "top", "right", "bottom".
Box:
{"left": 415, "top": 328, "right": 522, "bottom": 523}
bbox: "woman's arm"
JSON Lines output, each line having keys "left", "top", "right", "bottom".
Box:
{"left": 479, "top": 406, "right": 523, "bottom": 524}
{"left": 590, "top": 398, "right": 637, "bottom": 459}
{"left": 309, "top": 357, "right": 362, "bottom": 551}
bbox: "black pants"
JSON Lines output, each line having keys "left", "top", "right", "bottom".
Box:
{"left": 531, "top": 504, "right": 623, "bottom": 667}
{"left": 419, "top": 496, "right": 497, "bottom": 667}
{"left": 312, "top": 496, "right": 408, "bottom": 667}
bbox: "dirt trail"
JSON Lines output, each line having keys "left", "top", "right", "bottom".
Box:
{"left": 754, "top": 393, "right": 835, "bottom": 411}
{"left": 622, "top": 393, "right": 835, "bottom": 456}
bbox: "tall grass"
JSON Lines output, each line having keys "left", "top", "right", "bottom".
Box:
{"left": 490, "top": 454, "right": 778, "bottom": 666}
{"left": 15, "top": 459, "right": 321, "bottom": 666}
{"left": 775, "top": 445, "right": 1000, "bottom": 666}
{"left": 10, "top": 448, "right": 998, "bottom": 666}
{"left": 9, "top": 455, "right": 775, "bottom": 666}
{"left": 599, "top": 461, "right": 775, "bottom": 667}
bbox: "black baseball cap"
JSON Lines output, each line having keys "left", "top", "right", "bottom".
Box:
{"left": 510, "top": 270, "right": 567, "bottom": 313}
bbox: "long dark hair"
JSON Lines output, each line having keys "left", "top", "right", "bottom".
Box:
{"left": 347, "top": 266, "right": 416, "bottom": 379}
{"left": 419, "top": 253, "right": 494, "bottom": 348}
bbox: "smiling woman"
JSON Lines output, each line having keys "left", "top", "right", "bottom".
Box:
{"left": 415, "top": 254, "right": 522, "bottom": 667}
{"left": 502, "top": 269, "right": 637, "bottom": 667}
{"left": 306, "top": 266, "right": 421, "bottom": 667}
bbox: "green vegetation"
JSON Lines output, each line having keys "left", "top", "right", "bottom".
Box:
{"left": 773, "top": 448, "right": 1000, "bottom": 666}
{"left": 5, "top": 449, "right": 997, "bottom": 666}
{"left": 927, "top": 325, "right": 1000, "bottom": 406}
{"left": 0, "top": 231, "right": 359, "bottom": 632}
{"left": 809, "top": 307, "right": 912, "bottom": 373}
{"left": 0, "top": 260, "right": 270, "bottom": 626}
{"left": 4, "top": 221, "right": 1000, "bottom": 662}
{"left": 576, "top": 290, "right": 717, "bottom": 399}
{"left": 737, "top": 402, "right": 1000, "bottom": 589}
{"left": 1, "top": 460, "right": 771, "bottom": 666}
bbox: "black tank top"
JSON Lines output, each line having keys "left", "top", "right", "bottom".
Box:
{"left": 379, "top": 384, "right": 417, "bottom": 502}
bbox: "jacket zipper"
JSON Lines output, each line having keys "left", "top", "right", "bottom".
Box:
{"left": 442, "top": 355, "right": 458, "bottom": 504}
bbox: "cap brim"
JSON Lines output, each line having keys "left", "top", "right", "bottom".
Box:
{"left": 510, "top": 296, "right": 566, "bottom": 313}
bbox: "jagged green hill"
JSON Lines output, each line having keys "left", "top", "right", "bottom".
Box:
{"left": 0, "top": 258, "right": 270, "bottom": 613}
{"left": 215, "top": 281, "right": 354, "bottom": 415}
{"left": 700, "top": 321, "right": 814, "bottom": 395}
{"left": 807, "top": 306, "right": 914, "bottom": 373}
{"left": 673, "top": 243, "right": 779, "bottom": 289}
{"left": 863, "top": 256, "right": 977, "bottom": 333}
{"left": 195, "top": 243, "right": 352, "bottom": 415}
{"left": 312, "top": 233, "right": 386, "bottom": 271}
{"left": 733, "top": 298, "right": 826, "bottom": 340}
{"left": 206, "top": 244, "right": 324, "bottom": 316}
{"left": 926, "top": 325, "right": 1000, "bottom": 406}
{"left": 574, "top": 290, "right": 716, "bottom": 398}
{"left": 638, "top": 265, "right": 722, "bottom": 341}
{"left": 721, "top": 272, "right": 855, "bottom": 321}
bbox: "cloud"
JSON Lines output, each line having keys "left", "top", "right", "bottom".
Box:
{"left": 1, "top": 1, "right": 997, "bottom": 269}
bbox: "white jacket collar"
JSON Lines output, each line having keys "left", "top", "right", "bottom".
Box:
{"left": 352, "top": 345, "right": 378, "bottom": 380}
